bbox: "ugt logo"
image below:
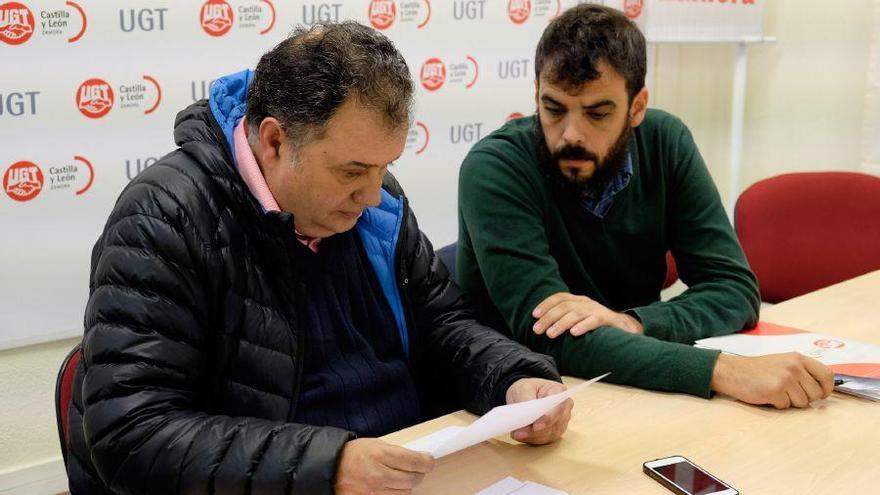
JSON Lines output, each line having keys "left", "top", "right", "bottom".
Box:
{"left": 813, "top": 339, "right": 845, "bottom": 350}
{"left": 507, "top": 0, "right": 530, "bottom": 25}
{"left": 368, "top": 0, "right": 395, "bottom": 30}
{"left": 420, "top": 58, "right": 446, "bottom": 92}
{"left": 0, "top": 2, "right": 34, "bottom": 45}
{"left": 76, "top": 78, "right": 114, "bottom": 119}
{"left": 201, "top": 0, "right": 233, "bottom": 37}
{"left": 624, "top": 0, "right": 643, "bottom": 20}
{"left": 3, "top": 161, "right": 43, "bottom": 202}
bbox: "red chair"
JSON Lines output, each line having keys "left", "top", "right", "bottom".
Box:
{"left": 735, "top": 172, "right": 880, "bottom": 303}
{"left": 663, "top": 251, "right": 678, "bottom": 290}
{"left": 55, "top": 343, "right": 82, "bottom": 469}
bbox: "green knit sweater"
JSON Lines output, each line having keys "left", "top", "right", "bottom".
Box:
{"left": 457, "top": 110, "right": 760, "bottom": 398}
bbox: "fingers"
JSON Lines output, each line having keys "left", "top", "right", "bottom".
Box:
{"left": 772, "top": 355, "right": 832, "bottom": 409}
{"left": 552, "top": 405, "right": 572, "bottom": 438}
{"left": 507, "top": 378, "right": 565, "bottom": 406}
{"left": 534, "top": 300, "right": 606, "bottom": 337}
{"left": 374, "top": 447, "right": 433, "bottom": 491}
{"left": 798, "top": 368, "right": 827, "bottom": 403}
{"left": 570, "top": 315, "right": 602, "bottom": 336}
{"left": 381, "top": 446, "right": 435, "bottom": 474}
{"left": 336, "top": 440, "right": 431, "bottom": 495}
{"left": 771, "top": 391, "right": 792, "bottom": 410}
{"left": 532, "top": 301, "right": 575, "bottom": 335}
{"left": 536, "top": 380, "right": 566, "bottom": 398}
{"left": 373, "top": 469, "right": 426, "bottom": 491}
{"left": 506, "top": 379, "right": 536, "bottom": 404}
{"left": 511, "top": 425, "right": 533, "bottom": 442}
{"left": 532, "top": 292, "right": 572, "bottom": 318}
{"left": 545, "top": 310, "right": 589, "bottom": 338}
{"left": 801, "top": 356, "right": 835, "bottom": 397}
{"left": 513, "top": 399, "right": 573, "bottom": 445}
{"left": 533, "top": 293, "right": 601, "bottom": 336}
{"left": 370, "top": 489, "right": 414, "bottom": 495}
{"left": 552, "top": 399, "right": 574, "bottom": 439}
{"left": 785, "top": 383, "right": 809, "bottom": 409}
{"left": 512, "top": 423, "right": 556, "bottom": 444}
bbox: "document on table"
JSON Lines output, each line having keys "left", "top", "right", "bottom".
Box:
{"left": 696, "top": 322, "right": 880, "bottom": 402}
{"left": 404, "top": 372, "right": 609, "bottom": 458}
{"left": 475, "top": 476, "right": 568, "bottom": 495}
{"left": 835, "top": 374, "right": 880, "bottom": 401}
{"left": 695, "top": 321, "right": 880, "bottom": 377}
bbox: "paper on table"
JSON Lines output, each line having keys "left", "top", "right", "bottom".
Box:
{"left": 476, "top": 476, "right": 525, "bottom": 495}
{"left": 475, "top": 476, "right": 568, "bottom": 495}
{"left": 405, "top": 372, "right": 609, "bottom": 458}
{"left": 835, "top": 374, "right": 880, "bottom": 401}
{"left": 512, "top": 481, "right": 569, "bottom": 495}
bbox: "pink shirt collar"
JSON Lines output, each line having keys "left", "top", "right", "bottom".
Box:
{"left": 234, "top": 119, "right": 320, "bottom": 253}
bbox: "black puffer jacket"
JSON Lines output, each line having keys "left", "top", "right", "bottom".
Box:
{"left": 65, "top": 97, "right": 560, "bottom": 495}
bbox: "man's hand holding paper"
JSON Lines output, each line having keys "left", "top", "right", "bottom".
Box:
{"left": 505, "top": 378, "right": 574, "bottom": 445}
{"left": 405, "top": 373, "right": 609, "bottom": 458}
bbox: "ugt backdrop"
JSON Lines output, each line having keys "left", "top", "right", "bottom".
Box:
{"left": 0, "top": 0, "right": 763, "bottom": 349}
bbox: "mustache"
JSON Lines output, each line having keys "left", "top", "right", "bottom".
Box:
{"left": 553, "top": 144, "right": 597, "bottom": 162}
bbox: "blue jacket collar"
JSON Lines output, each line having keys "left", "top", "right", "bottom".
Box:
{"left": 209, "top": 69, "right": 253, "bottom": 156}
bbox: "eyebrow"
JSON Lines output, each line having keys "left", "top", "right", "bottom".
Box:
{"left": 540, "top": 94, "right": 617, "bottom": 111}
{"left": 342, "top": 153, "right": 403, "bottom": 169}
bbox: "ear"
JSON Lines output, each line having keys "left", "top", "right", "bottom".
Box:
{"left": 534, "top": 79, "right": 540, "bottom": 107}
{"left": 256, "top": 117, "right": 290, "bottom": 170}
{"left": 629, "top": 87, "right": 649, "bottom": 127}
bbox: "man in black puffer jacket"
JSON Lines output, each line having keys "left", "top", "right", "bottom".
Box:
{"left": 65, "top": 21, "right": 571, "bottom": 495}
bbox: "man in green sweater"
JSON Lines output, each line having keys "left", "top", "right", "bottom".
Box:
{"left": 457, "top": 4, "right": 834, "bottom": 409}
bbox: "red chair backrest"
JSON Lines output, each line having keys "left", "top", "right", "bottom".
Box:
{"left": 735, "top": 172, "right": 880, "bottom": 303}
{"left": 663, "top": 251, "right": 678, "bottom": 290}
{"left": 55, "top": 343, "right": 82, "bottom": 468}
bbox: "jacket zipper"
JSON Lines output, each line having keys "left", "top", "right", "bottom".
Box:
{"left": 395, "top": 197, "right": 418, "bottom": 357}
{"left": 278, "top": 228, "right": 306, "bottom": 422}
{"left": 288, "top": 277, "right": 306, "bottom": 421}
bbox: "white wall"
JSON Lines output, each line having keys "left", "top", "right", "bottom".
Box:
{"left": 653, "top": 0, "right": 874, "bottom": 205}
{"left": 0, "top": 0, "right": 876, "bottom": 490}
{"left": 0, "top": 337, "right": 76, "bottom": 493}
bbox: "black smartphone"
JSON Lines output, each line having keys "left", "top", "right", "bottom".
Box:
{"left": 643, "top": 456, "right": 738, "bottom": 495}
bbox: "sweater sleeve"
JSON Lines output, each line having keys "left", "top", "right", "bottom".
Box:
{"left": 458, "top": 147, "right": 719, "bottom": 398}
{"left": 81, "top": 179, "right": 353, "bottom": 495}
{"left": 630, "top": 122, "right": 761, "bottom": 344}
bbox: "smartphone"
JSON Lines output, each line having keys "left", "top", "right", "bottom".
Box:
{"left": 643, "top": 456, "right": 738, "bottom": 495}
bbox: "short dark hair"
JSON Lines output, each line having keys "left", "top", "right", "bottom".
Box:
{"left": 246, "top": 21, "right": 413, "bottom": 146}
{"left": 535, "top": 4, "right": 646, "bottom": 100}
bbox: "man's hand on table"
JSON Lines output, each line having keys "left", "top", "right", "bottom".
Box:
{"left": 711, "top": 352, "right": 835, "bottom": 409}
{"left": 335, "top": 438, "right": 435, "bottom": 495}
{"left": 505, "top": 378, "right": 574, "bottom": 444}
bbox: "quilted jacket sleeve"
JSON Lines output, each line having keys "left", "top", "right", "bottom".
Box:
{"left": 79, "top": 164, "right": 353, "bottom": 495}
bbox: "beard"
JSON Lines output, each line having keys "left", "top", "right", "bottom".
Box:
{"left": 533, "top": 115, "right": 633, "bottom": 200}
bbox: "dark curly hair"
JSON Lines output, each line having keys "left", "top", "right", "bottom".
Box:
{"left": 246, "top": 21, "right": 413, "bottom": 146}
{"left": 535, "top": 4, "right": 646, "bottom": 101}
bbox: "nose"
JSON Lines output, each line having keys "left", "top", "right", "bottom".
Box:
{"left": 352, "top": 167, "right": 384, "bottom": 208}
{"left": 560, "top": 117, "right": 585, "bottom": 147}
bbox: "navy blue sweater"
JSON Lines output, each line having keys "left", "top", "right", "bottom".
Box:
{"left": 293, "top": 230, "right": 422, "bottom": 437}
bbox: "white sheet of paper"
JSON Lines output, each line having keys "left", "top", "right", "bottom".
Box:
{"left": 404, "top": 372, "right": 609, "bottom": 458}
{"left": 511, "top": 481, "right": 569, "bottom": 495}
{"left": 474, "top": 477, "right": 569, "bottom": 495}
{"left": 475, "top": 476, "right": 526, "bottom": 495}
{"left": 402, "top": 425, "right": 465, "bottom": 453}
